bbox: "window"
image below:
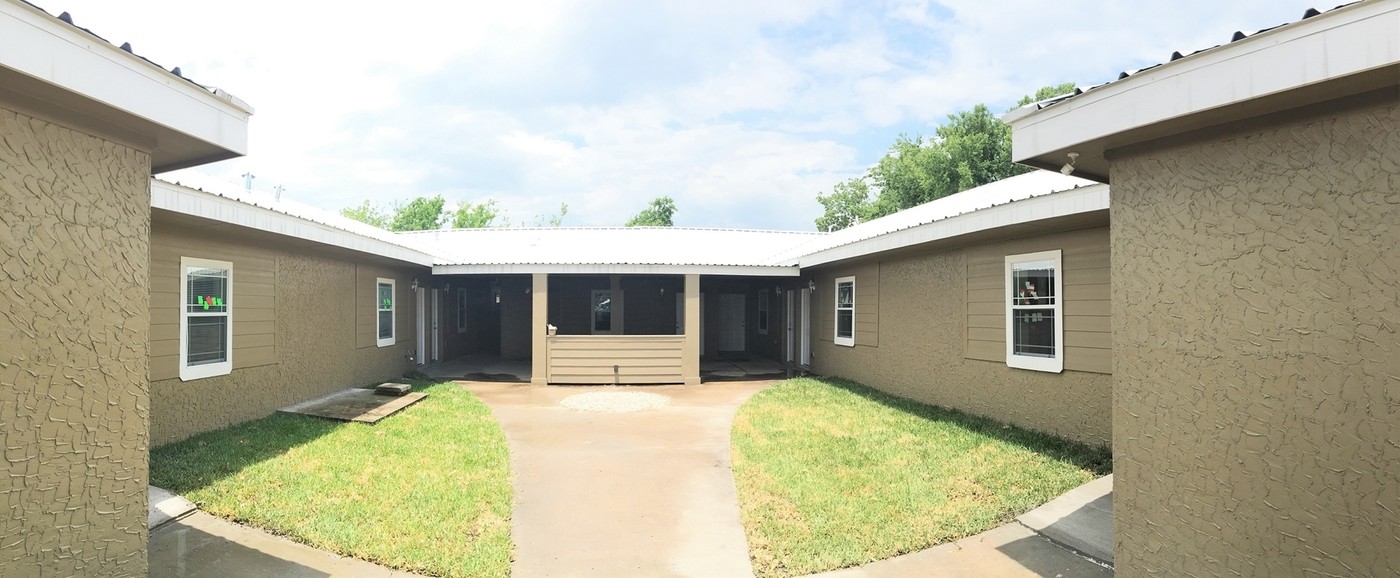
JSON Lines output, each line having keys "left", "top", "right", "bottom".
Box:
{"left": 1005, "top": 250, "right": 1063, "bottom": 372}
{"left": 758, "top": 292, "right": 770, "bottom": 335}
{"left": 377, "top": 278, "right": 395, "bottom": 347}
{"left": 179, "top": 257, "right": 233, "bottom": 381}
{"left": 456, "top": 288, "right": 468, "bottom": 333}
{"left": 591, "top": 290, "right": 613, "bottom": 334}
{"left": 834, "top": 276, "right": 854, "bottom": 346}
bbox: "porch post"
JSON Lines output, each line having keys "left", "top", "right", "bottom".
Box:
{"left": 530, "top": 273, "right": 549, "bottom": 385}
{"left": 682, "top": 274, "right": 701, "bottom": 385}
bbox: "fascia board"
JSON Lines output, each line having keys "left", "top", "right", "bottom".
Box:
{"left": 797, "top": 184, "right": 1110, "bottom": 268}
{"left": 0, "top": 1, "right": 251, "bottom": 154}
{"left": 432, "top": 263, "right": 802, "bottom": 277}
{"left": 151, "top": 180, "right": 436, "bottom": 267}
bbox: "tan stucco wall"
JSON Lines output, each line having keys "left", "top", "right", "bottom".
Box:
{"left": 1, "top": 107, "right": 151, "bottom": 574}
{"left": 1110, "top": 100, "right": 1399, "bottom": 576}
{"left": 810, "top": 227, "right": 1113, "bottom": 445}
{"left": 148, "top": 224, "right": 425, "bottom": 446}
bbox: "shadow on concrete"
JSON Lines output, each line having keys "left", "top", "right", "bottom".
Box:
{"left": 814, "top": 376, "right": 1112, "bottom": 474}
{"left": 993, "top": 532, "right": 1114, "bottom": 577}
{"left": 149, "top": 517, "right": 330, "bottom": 578}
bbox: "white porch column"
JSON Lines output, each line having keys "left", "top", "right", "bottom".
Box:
{"left": 682, "top": 274, "right": 701, "bottom": 385}
{"left": 530, "top": 273, "right": 549, "bottom": 385}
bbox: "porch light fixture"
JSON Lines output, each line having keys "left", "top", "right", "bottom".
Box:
{"left": 411, "top": 278, "right": 419, "bottom": 290}
{"left": 1060, "top": 152, "right": 1079, "bottom": 176}
{"left": 807, "top": 280, "right": 817, "bottom": 292}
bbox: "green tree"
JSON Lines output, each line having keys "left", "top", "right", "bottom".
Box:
{"left": 534, "top": 203, "right": 569, "bottom": 227}
{"left": 453, "top": 199, "right": 503, "bottom": 228}
{"left": 626, "top": 196, "right": 677, "bottom": 227}
{"left": 1017, "top": 82, "right": 1078, "bottom": 107}
{"left": 815, "top": 177, "right": 874, "bottom": 232}
{"left": 389, "top": 195, "right": 448, "bottom": 232}
{"left": 813, "top": 84, "right": 1079, "bottom": 231}
{"left": 340, "top": 200, "right": 390, "bottom": 229}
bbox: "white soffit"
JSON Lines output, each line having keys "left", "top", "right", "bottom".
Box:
{"left": 1007, "top": 0, "right": 1399, "bottom": 161}
{"left": 0, "top": 1, "right": 251, "bottom": 158}
{"left": 796, "top": 182, "right": 1109, "bottom": 268}
{"left": 151, "top": 179, "right": 436, "bottom": 267}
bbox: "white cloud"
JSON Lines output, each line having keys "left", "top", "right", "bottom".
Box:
{"left": 51, "top": 0, "right": 1323, "bottom": 231}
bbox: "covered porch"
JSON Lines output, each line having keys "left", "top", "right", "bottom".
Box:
{"left": 419, "top": 271, "right": 815, "bottom": 385}
{"left": 406, "top": 226, "right": 825, "bottom": 385}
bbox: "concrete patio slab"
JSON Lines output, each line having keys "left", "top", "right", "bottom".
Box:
{"left": 277, "top": 387, "right": 426, "bottom": 423}
{"left": 1017, "top": 474, "right": 1114, "bottom": 564}
{"left": 464, "top": 380, "right": 771, "bottom": 578}
{"left": 149, "top": 485, "right": 197, "bottom": 531}
{"left": 149, "top": 511, "right": 429, "bottom": 577}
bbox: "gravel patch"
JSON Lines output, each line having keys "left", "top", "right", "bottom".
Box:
{"left": 561, "top": 391, "right": 670, "bottom": 412}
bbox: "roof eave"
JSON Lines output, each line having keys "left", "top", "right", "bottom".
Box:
{"left": 1007, "top": 0, "right": 1399, "bottom": 182}
{"left": 0, "top": 0, "right": 252, "bottom": 171}
{"left": 798, "top": 183, "right": 1110, "bottom": 268}
{"left": 432, "top": 263, "right": 802, "bottom": 277}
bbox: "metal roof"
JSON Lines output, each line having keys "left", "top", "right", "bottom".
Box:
{"left": 1010, "top": 3, "right": 1364, "bottom": 116}
{"left": 408, "top": 227, "right": 825, "bottom": 269}
{"left": 152, "top": 177, "right": 437, "bottom": 265}
{"left": 17, "top": 0, "right": 250, "bottom": 111}
{"left": 770, "top": 170, "right": 1096, "bottom": 264}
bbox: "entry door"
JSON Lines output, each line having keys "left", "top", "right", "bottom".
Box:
{"left": 416, "top": 287, "right": 427, "bottom": 365}
{"left": 799, "top": 288, "right": 812, "bottom": 366}
{"left": 785, "top": 290, "right": 795, "bottom": 363}
{"left": 431, "top": 288, "right": 441, "bottom": 363}
{"left": 718, "top": 293, "right": 745, "bottom": 352}
{"left": 677, "top": 293, "right": 704, "bottom": 356}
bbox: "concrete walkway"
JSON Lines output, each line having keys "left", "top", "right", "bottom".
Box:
{"left": 464, "top": 380, "right": 769, "bottom": 578}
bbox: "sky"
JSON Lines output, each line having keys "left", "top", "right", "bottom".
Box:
{"left": 47, "top": 0, "right": 1321, "bottom": 230}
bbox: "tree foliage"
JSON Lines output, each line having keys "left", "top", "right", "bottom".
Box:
{"left": 815, "top": 177, "right": 873, "bottom": 232}
{"left": 814, "top": 84, "right": 1078, "bottom": 231}
{"left": 534, "top": 203, "right": 569, "bottom": 227}
{"left": 626, "top": 196, "right": 677, "bottom": 227}
{"left": 340, "top": 200, "right": 390, "bottom": 229}
{"left": 453, "top": 199, "right": 504, "bottom": 228}
{"left": 389, "top": 196, "right": 448, "bottom": 232}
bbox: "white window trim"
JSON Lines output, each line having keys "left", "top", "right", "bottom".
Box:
{"left": 834, "top": 276, "right": 855, "bottom": 347}
{"left": 758, "top": 292, "right": 769, "bottom": 335}
{"left": 179, "top": 256, "right": 233, "bottom": 381}
{"left": 591, "top": 289, "right": 615, "bottom": 335}
{"left": 1005, "top": 249, "right": 1064, "bottom": 373}
{"left": 456, "top": 288, "right": 468, "bottom": 333}
{"left": 376, "top": 278, "right": 396, "bottom": 347}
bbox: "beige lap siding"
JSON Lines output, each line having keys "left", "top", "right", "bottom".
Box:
{"left": 148, "top": 224, "right": 425, "bottom": 446}
{"left": 810, "top": 224, "right": 1111, "bottom": 445}
{"left": 546, "top": 335, "right": 686, "bottom": 384}
{"left": 150, "top": 234, "right": 277, "bottom": 379}
{"left": 964, "top": 227, "right": 1111, "bottom": 374}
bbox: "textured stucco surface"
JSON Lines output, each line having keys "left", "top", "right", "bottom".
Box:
{"left": 810, "top": 229, "right": 1113, "bottom": 445}
{"left": 0, "top": 108, "right": 151, "bottom": 575}
{"left": 149, "top": 225, "right": 424, "bottom": 446}
{"left": 1111, "top": 101, "right": 1399, "bottom": 577}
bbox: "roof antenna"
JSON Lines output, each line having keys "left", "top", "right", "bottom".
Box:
{"left": 242, "top": 171, "right": 255, "bottom": 193}
{"left": 274, "top": 185, "right": 285, "bottom": 201}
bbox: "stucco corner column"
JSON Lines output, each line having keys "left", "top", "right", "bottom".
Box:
{"left": 682, "top": 274, "right": 701, "bottom": 385}
{"left": 530, "top": 273, "right": 549, "bottom": 386}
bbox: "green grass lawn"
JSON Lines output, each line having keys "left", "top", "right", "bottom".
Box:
{"left": 150, "top": 381, "right": 512, "bottom": 578}
{"left": 731, "top": 377, "right": 1112, "bottom": 578}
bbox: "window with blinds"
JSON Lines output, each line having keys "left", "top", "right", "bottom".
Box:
{"left": 180, "top": 257, "right": 233, "bottom": 381}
